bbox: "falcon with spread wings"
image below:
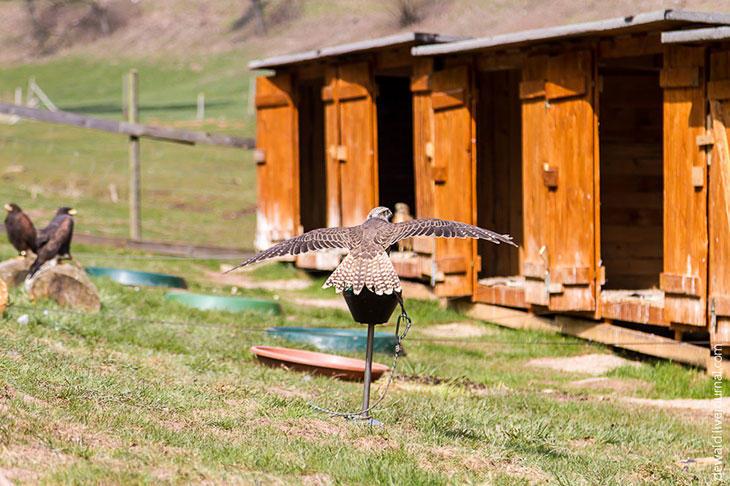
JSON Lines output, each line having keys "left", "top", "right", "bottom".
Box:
{"left": 231, "top": 206, "right": 516, "bottom": 296}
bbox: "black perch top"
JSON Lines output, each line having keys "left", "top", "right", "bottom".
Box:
{"left": 343, "top": 288, "right": 400, "bottom": 325}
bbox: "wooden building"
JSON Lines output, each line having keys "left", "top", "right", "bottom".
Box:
{"left": 249, "top": 33, "right": 460, "bottom": 274}
{"left": 251, "top": 10, "right": 730, "bottom": 358}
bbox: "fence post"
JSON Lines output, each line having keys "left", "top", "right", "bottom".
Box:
{"left": 127, "top": 69, "right": 141, "bottom": 241}
{"left": 196, "top": 92, "right": 205, "bottom": 121}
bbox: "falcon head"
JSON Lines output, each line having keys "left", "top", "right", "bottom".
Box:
{"left": 4, "top": 203, "right": 20, "bottom": 213}
{"left": 57, "top": 207, "right": 77, "bottom": 216}
{"left": 367, "top": 206, "right": 392, "bottom": 221}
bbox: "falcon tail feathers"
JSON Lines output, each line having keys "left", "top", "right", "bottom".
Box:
{"left": 323, "top": 252, "right": 401, "bottom": 296}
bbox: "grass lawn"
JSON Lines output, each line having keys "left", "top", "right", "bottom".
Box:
{"left": 0, "top": 53, "right": 258, "bottom": 249}
{"left": 0, "top": 245, "right": 727, "bottom": 484}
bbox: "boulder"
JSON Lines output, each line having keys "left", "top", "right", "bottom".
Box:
{"left": 26, "top": 261, "right": 100, "bottom": 312}
{"left": 0, "top": 255, "right": 33, "bottom": 287}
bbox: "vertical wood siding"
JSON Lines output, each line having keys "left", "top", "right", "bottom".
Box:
{"left": 254, "top": 74, "right": 299, "bottom": 250}
{"left": 429, "top": 65, "right": 475, "bottom": 296}
{"left": 709, "top": 49, "right": 730, "bottom": 345}
{"left": 661, "top": 45, "right": 708, "bottom": 327}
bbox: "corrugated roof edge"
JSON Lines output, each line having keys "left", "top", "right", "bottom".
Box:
{"left": 411, "top": 9, "right": 730, "bottom": 56}
{"left": 662, "top": 26, "right": 730, "bottom": 43}
{"left": 248, "top": 32, "right": 466, "bottom": 70}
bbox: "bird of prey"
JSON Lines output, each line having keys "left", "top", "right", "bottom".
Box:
{"left": 28, "top": 207, "right": 76, "bottom": 278}
{"left": 4, "top": 203, "right": 37, "bottom": 256}
{"left": 230, "top": 206, "right": 516, "bottom": 295}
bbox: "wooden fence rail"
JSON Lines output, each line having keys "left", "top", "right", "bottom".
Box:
{"left": 0, "top": 102, "right": 254, "bottom": 149}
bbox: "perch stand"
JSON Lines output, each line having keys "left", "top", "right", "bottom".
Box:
{"left": 342, "top": 288, "right": 400, "bottom": 425}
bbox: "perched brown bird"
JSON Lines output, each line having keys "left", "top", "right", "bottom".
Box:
{"left": 29, "top": 207, "right": 76, "bottom": 278}
{"left": 230, "top": 206, "right": 516, "bottom": 295}
{"left": 4, "top": 203, "right": 37, "bottom": 255}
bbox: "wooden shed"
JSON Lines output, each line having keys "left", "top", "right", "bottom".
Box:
{"left": 410, "top": 10, "right": 730, "bottom": 343}
{"left": 251, "top": 11, "right": 730, "bottom": 360}
{"left": 248, "top": 33, "right": 460, "bottom": 277}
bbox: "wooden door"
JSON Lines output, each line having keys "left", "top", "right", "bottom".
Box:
{"left": 660, "top": 46, "right": 708, "bottom": 327}
{"left": 429, "top": 65, "right": 475, "bottom": 297}
{"left": 520, "top": 55, "right": 551, "bottom": 306}
{"left": 709, "top": 50, "right": 730, "bottom": 345}
{"left": 322, "top": 67, "right": 342, "bottom": 228}
{"left": 324, "top": 62, "right": 378, "bottom": 227}
{"left": 521, "top": 51, "right": 597, "bottom": 311}
{"left": 254, "top": 74, "right": 299, "bottom": 250}
{"left": 545, "top": 50, "right": 597, "bottom": 312}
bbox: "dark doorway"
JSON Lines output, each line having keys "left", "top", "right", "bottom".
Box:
{"left": 375, "top": 75, "right": 415, "bottom": 216}
{"left": 297, "top": 78, "right": 327, "bottom": 232}
{"left": 599, "top": 55, "right": 663, "bottom": 290}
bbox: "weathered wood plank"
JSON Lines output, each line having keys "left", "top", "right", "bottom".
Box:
{"left": 662, "top": 45, "right": 708, "bottom": 327}
{"left": 709, "top": 50, "right": 730, "bottom": 347}
{"left": 254, "top": 74, "right": 299, "bottom": 250}
{"left": 429, "top": 65, "right": 475, "bottom": 297}
{"left": 0, "top": 103, "right": 254, "bottom": 149}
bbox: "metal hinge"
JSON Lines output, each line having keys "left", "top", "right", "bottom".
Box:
{"left": 711, "top": 297, "right": 718, "bottom": 335}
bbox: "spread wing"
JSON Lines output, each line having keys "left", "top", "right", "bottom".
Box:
{"left": 380, "top": 219, "right": 517, "bottom": 247}
{"left": 228, "top": 226, "right": 359, "bottom": 272}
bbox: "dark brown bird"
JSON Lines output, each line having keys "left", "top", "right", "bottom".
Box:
{"left": 29, "top": 207, "right": 76, "bottom": 278}
{"left": 4, "top": 203, "right": 37, "bottom": 255}
{"left": 230, "top": 206, "right": 517, "bottom": 295}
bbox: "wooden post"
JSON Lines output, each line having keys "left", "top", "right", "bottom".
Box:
{"left": 196, "top": 92, "right": 205, "bottom": 120}
{"left": 14, "top": 87, "right": 22, "bottom": 105}
{"left": 127, "top": 69, "right": 141, "bottom": 241}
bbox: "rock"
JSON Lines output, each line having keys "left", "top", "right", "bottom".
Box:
{"left": 26, "top": 261, "right": 100, "bottom": 312}
{"left": 0, "top": 255, "right": 33, "bottom": 287}
{"left": 0, "top": 277, "right": 7, "bottom": 315}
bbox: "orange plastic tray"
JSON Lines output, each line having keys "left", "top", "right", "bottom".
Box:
{"left": 250, "top": 345, "right": 389, "bottom": 381}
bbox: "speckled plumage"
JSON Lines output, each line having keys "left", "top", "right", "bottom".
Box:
{"left": 231, "top": 207, "right": 516, "bottom": 295}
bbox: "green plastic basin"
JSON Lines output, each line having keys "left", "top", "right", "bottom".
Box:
{"left": 165, "top": 291, "right": 282, "bottom": 315}
{"left": 85, "top": 266, "right": 187, "bottom": 289}
{"left": 267, "top": 326, "right": 398, "bottom": 353}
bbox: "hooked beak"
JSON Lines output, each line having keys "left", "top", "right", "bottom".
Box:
{"left": 3, "top": 204, "right": 12, "bottom": 212}
{"left": 68, "top": 208, "right": 78, "bottom": 216}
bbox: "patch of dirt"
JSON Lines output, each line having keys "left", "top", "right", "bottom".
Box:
{"left": 421, "top": 322, "right": 493, "bottom": 338}
{"left": 417, "top": 445, "right": 549, "bottom": 483}
{"left": 205, "top": 271, "right": 311, "bottom": 291}
{"left": 274, "top": 418, "right": 347, "bottom": 441}
{"left": 352, "top": 435, "right": 398, "bottom": 452}
{"left": 0, "top": 444, "right": 73, "bottom": 483}
{"left": 396, "top": 374, "right": 510, "bottom": 397}
{"left": 527, "top": 354, "right": 641, "bottom": 375}
{"left": 568, "top": 377, "right": 649, "bottom": 394}
{"left": 301, "top": 473, "right": 333, "bottom": 486}
{"left": 620, "top": 396, "right": 730, "bottom": 415}
{"left": 267, "top": 386, "right": 308, "bottom": 400}
{"left": 291, "top": 297, "right": 348, "bottom": 311}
